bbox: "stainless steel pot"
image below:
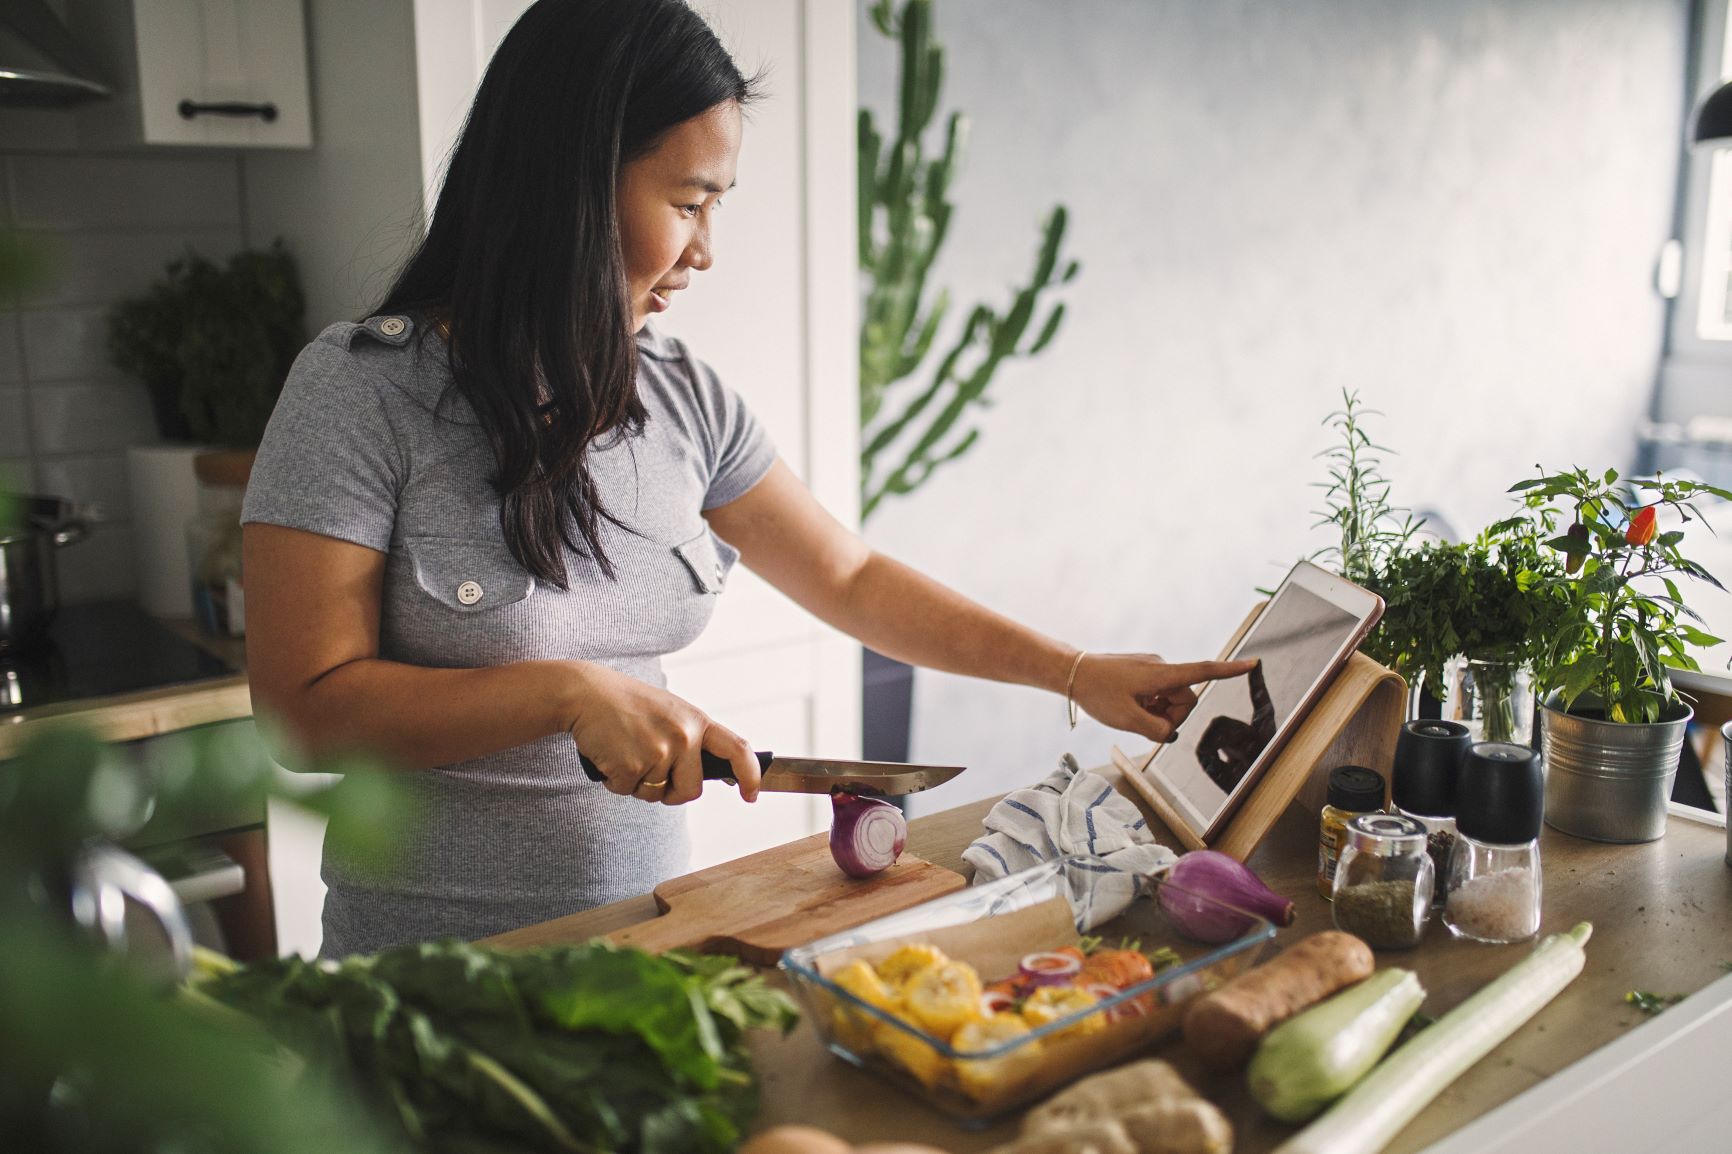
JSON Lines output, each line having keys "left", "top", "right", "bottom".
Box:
{"left": 1540, "top": 692, "right": 1692, "bottom": 843}
{"left": 0, "top": 494, "right": 91, "bottom": 653}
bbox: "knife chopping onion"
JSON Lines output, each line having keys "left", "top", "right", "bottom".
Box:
{"left": 830, "top": 793, "right": 907, "bottom": 877}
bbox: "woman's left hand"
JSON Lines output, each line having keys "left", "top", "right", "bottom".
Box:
{"left": 1068, "top": 653, "right": 1259, "bottom": 743}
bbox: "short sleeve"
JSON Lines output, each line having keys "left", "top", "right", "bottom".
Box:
{"left": 685, "top": 354, "right": 777, "bottom": 509}
{"left": 241, "top": 338, "right": 401, "bottom": 552}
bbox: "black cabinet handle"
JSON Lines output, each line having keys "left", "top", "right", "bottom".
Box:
{"left": 178, "top": 100, "right": 278, "bottom": 122}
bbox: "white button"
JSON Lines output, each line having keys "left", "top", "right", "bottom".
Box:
{"left": 379, "top": 317, "right": 406, "bottom": 337}
{"left": 714, "top": 563, "right": 724, "bottom": 581}
{"left": 456, "top": 580, "right": 483, "bottom": 605}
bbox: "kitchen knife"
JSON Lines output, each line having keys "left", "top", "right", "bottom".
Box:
{"left": 579, "top": 750, "right": 963, "bottom": 797}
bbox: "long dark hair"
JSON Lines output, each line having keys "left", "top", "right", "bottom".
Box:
{"left": 375, "top": 0, "right": 758, "bottom": 586}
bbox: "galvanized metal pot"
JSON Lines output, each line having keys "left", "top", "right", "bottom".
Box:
{"left": 1539, "top": 693, "right": 1692, "bottom": 844}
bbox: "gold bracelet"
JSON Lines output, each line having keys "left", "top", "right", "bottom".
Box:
{"left": 1065, "top": 649, "right": 1088, "bottom": 730}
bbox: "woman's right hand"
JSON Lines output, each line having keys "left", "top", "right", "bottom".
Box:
{"left": 565, "top": 662, "right": 762, "bottom": 805}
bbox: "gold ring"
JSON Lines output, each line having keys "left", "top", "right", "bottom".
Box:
{"left": 638, "top": 777, "right": 670, "bottom": 791}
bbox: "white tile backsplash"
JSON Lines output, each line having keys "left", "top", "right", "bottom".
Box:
{"left": 0, "top": 457, "right": 32, "bottom": 492}
{"left": 19, "top": 307, "right": 124, "bottom": 384}
{"left": 0, "top": 148, "right": 250, "bottom": 604}
{"left": 30, "top": 383, "right": 157, "bottom": 455}
{"left": 0, "top": 387, "right": 29, "bottom": 458}
{"left": 35, "top": 452, "right": 131, "bottom": 522}
{"left": 11, "top": 155, "right": 243, "bottom": 232}
{"left": 27, "top": 227, "right": 247, "bottom": 308}
{"left": 0, "top": 315, "right": 21, "bottom": 382}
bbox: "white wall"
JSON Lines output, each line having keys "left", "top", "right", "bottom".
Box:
{"left": 856, "top": 0, "right": 1689, "bottom": 813}
{"left": 242, "top": 0, "right": 425, "bottom": 328}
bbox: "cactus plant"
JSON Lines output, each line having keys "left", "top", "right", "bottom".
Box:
{"left": 858, "top": 0, "right": 1079, "bottom": 520}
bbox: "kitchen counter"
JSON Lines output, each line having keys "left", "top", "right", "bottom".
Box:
{"left": 0, "top": 617, "right": 249, "bottom": 760}
{"left": 491, "top": 776, "right": 1732, "bottom": 1153}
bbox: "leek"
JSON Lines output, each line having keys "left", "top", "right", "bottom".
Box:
{"left": 1274, "top": 921, "right": 1592, "bottom": 1154}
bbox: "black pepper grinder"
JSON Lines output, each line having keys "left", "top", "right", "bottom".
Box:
{"left": 1444, "top": 741, "right": 1544, "bottom": 944}
{"left": 1391, "top": 719, "right": 1473, "bottom": 908}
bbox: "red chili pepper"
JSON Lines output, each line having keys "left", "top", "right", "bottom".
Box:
{"left": 1625, "top": 506, "right": 1657, "bottom": 547}
{"left": 1565, "top": 522, "right": 1589, "bottom": 573}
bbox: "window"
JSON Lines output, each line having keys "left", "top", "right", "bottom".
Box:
{"left": 1698, "top": 3, "right": 1732, "bottom": 339}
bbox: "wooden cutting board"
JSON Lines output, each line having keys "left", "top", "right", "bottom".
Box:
{"left": 607, "top": 831, "right": 967, "bottom": 964}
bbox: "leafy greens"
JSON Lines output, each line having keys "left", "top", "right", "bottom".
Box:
{"left": 196, "top": 939, "right": 798, "bottom": 1154}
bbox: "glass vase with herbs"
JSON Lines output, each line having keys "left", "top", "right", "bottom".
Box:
{"left": 1363, "top": 528, "right": 1573, "bottom": 745}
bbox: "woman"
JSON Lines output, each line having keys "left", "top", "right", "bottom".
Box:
{"left": 242, "top": 0, "right": 1252, "bottom": 957}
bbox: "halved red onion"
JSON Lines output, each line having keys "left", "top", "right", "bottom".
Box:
{"left": 829, "top": 793, "right": 907, "bottom": 878}
{"left": 980, "top": 990, "right": 1017, "bottom": 1015}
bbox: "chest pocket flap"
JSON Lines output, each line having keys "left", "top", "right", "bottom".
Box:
{"left": 405, "top": 536, "right": 536, "bottom": 611}
{"left": 674, "top": 528, "right": 740, "bottom": 594}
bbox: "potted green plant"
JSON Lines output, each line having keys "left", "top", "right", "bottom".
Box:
{"left": 1508, "top": 466, "right": 1731, "bottom": 843}
{"left": 1306, "top": 393, "right": 1575, "bottom": 743}
{"left": 106, "top": 240, "right": 306, "bottom": 618}
{"left": 108, "top": 239, "right": 306, "bottom": 450}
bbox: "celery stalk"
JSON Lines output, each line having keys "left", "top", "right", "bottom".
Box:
{"left": 1274, "top": 921, "right": 1593, "bottom": 1154}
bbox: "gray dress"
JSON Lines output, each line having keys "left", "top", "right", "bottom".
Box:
{"left": 240, "top": 314, "right": 775, "bottom": 956}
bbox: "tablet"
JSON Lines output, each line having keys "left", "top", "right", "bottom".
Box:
{"left": 1141, "top": 560, "right": 1384, "bottom": 843}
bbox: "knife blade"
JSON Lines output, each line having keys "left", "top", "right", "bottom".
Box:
{"left": 579, "top": 750, "right": 964, "bottom": 797}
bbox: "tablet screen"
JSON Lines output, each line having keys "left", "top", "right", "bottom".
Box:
{"left": 1149, "top": 580, "right": 1368, "bottom": 832}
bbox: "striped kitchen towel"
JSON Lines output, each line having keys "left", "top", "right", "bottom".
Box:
{"left": 962, "top": 755, "right": 1176, "bottom": 930}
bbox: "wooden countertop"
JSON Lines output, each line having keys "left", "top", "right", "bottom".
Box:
{"left": 0, "top": 619, "right": 250, "bottom": 759}
{"left": 494, "top": 780, "right": 1732, "bottom": 1153}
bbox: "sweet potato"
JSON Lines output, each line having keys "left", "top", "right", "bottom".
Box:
{"left": 1181, "top": 930, "right": 1374, "bottom": 1070}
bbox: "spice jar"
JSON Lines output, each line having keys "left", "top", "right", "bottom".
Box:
{"left": 1331, "top": 813, "right": 1434, "bottom": 948}
{"left": 1391, "top": 719, "right": 1473, "bottom": 908}
{"left": 1444, "top": 742, "right": 1544, "bottom": 944}
{"left": 1318, "top": 765, "right": 1386, "bottom": 899}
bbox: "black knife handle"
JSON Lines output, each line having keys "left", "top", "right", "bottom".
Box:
{"left": 580, "top": 750, "right": 774, "bottom": 785}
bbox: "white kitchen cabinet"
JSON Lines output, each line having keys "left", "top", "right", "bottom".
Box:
{"left": 131, "top": 0, "right": 312, "bottom": 147}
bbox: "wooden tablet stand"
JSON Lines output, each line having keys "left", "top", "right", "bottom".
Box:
{"left": 1116, "top": 605, "right": 1408, "bottom": 862}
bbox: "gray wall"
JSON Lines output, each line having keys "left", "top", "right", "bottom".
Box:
{"left": 857, "top": 0, "right": 1690, "bottom": 812}
{"left": 242, "top": 0, "right": 423, "bottom": 332}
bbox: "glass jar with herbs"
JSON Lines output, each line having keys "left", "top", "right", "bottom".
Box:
{"left": 1331, "top": 813, "right": 1433, "bottom": 949}
{"left": 1317, "top": 765, "right": 1385, "bottom": 899}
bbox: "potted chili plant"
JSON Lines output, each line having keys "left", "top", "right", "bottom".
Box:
{"left": 1508, "top": 467, "right": 1731, "bottom": 843}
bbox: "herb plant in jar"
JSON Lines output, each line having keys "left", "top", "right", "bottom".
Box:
{"left": 1510, "top": 467, "right": 1731, "bottom": 843}
{"left": 1363, "top": 530, "right": 1571, "bottom": 746}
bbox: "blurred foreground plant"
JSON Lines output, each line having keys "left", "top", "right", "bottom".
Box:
{"left": 0, "top": 723, "right": 410, "bottom": 1153}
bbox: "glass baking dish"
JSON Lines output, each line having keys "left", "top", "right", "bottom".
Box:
{"left": 779, "top": 854, "right": 1277, "bottom": 1126}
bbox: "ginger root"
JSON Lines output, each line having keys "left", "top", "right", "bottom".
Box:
{"left": 991, "top": 1059, "right": 1232, "bottom": 1154}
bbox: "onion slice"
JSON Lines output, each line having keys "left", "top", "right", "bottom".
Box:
{"left": 980, "top": 990, "right": 1018, "bottom": 1015}
{"left": 1018, "top": 952, "right": 1083, "bottom": 986}
{"left": 1159, "top": 850, "right": 1296, "bottom": 943}
{"left": 829, "top": 793, "right": 907, "bottom": 878}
